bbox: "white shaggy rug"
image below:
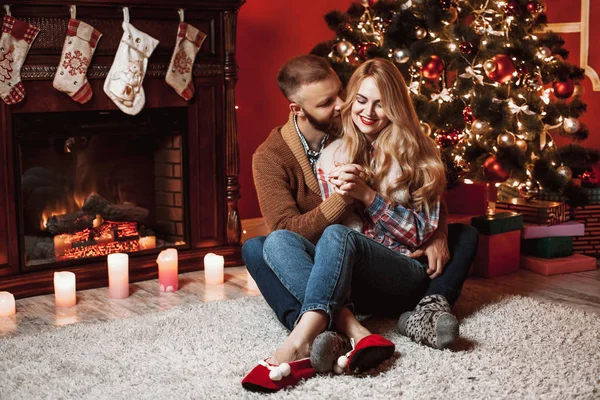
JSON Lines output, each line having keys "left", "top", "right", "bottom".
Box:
{"left": 0, "top": 294, "right": 598, "bottom": 400}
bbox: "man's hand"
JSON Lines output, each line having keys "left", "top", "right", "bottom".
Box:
{"left": 408, "top": 230, "right": 450, "bottom": 279}
{"left": 328, "top": 164, "right": 375, "bottom": 206}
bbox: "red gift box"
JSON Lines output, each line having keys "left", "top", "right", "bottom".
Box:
{"left": 520, "top": 254, "right": 597, "bottom": 276}
{"left": 443, "top": 182, "right": 496, "bottom": 215}
{"left": 473, "top": 230, "right": 521, "bottom": 278}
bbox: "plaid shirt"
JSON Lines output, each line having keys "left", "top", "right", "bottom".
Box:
{"left": 317, "top": 152, "right": 440, "bottom": 255}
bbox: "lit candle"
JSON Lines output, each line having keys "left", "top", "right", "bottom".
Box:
{"left": 247, "top": 270, "right": 259, "bottom": 291}
{"left": 0, "top": 291, "right": 16, "bottom": 317}
{"left": 107, "top": 253, "right": 129, "bottom": 299}
{"left": 54, "top": 271, "right": 76, "bottom": 308}
{"left": 157, "top": 248, "right": 178, "bottom": 292}
{"left": 139, "top": 236, "right": 156, "bottom": 250}
{"left": 204, "top": 253, "right": 224, "bottom": 285}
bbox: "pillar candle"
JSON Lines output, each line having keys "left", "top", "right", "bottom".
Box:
{"left": 0, "top": 291, "right": 16, "bottom": 317}
{"left": 204, "top": 253, "right": 224, "bottom": 285}
{"left": 157, "top": 248, "right": 178, "bottom": 292}
{"left": 54, "top": 271, "right": 76, "bottom": 308}
{"left": 107, "top": 253, "right": 129, "bottom": 299}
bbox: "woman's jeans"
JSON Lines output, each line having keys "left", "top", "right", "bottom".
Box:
{"left": 242, "top": 223, "right": 479, "bottom": 331}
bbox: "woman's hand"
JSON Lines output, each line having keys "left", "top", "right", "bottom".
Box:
{"left": 328, "top": 163, "right": 376, "bottom": 207}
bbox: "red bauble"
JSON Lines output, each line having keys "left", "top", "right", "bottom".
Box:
{"left": 356, "top": 42, "right": 377, "bottom": 60}
{"left": 503, "top": 0, "right": 521, "bottom": 16}
{"left": 483, "top": 155, "right": 510, "bottom": 183}
{"left": 436, "top": 128, "right": 462, "bottom": 147}
{"left": 459, "top": 41, "right": 475, "bottom": 55}
{"left": 485, "top": 54, "right": 515, "bottom": 84}
{"left": 368, "top": 0, "right": 378, "bottom": 6}
{"left": 553, "top": 79, "right": 575, "bottom": 99}
{"left": 526, "top": 1, "right": 542, "bottom": 13}
{"left": 581, "top": 170, "right": 599, "bottom": 187}
{"left": 463, "top": 106, "right": 475, "bottom": 124}
{"left": 422, "top": 55, "right": 444, "bottom": 80}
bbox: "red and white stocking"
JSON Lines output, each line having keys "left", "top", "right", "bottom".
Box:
{"left": 53, "top": 8, "right": 102, "bottom": 104}
{"left": 0, "top": 10, "right": 40, "bottom": 105}
{"left": 103, "top": 7, "right": 159, "bottom": 115}
{"left": 165, "top": 11, "right": 206, "bottom": 101}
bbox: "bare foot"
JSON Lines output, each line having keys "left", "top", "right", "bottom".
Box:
{"left": 270, "top": 336, "right": 310, "bottom": 365}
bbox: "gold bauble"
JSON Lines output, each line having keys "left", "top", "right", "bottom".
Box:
{"left": 415, "top": 27, "right": 428, "bottom": 39}
{"left": 563, "top": 117, "right": 581, "bottom": 134}
{"left": 556, "top": 165, "right": 573, "bottom": 182}
{"left": 518, "top": 180, "right": 540, "bottom": 200}
{"left": 539, "top": 46, "right": 552, "bottom": 58}
{"left": 471, "top": 120, "right": 490, "bottom": 135}
{"left": 447, "top": 7, "right": 459, "bottom": 23}
{"left": 484, "top": 59, "right": 497, "bottom": 73}
{"left": 516, "top": 139, "right": 527, "bottom": 152}
{"left": 393, "top": 48, "right": 410, "bottom": 64}
{"left": 335, "top": 40, "right": 354, "bottom": 57}
{"left": 497, "top": 131, "right": 516, "bottom": 148}
{"left": 573, "top": 82, "right": 584, "bottom": 97}
{"left": 420, "top": 121, "right": 432, "bottom": 136}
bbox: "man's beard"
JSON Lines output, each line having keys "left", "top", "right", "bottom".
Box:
{"left": 304, "top": 109, "right": 342, "bottom": 136}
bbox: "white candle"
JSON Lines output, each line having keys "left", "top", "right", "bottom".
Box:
{"left": 204, "top": 253, "right": 224, "bottom": 285}
{"left": 139, "top": 236, "right": 156, "bottom": 250}
{"left": 0, "top": 291, "right": 16, "bottom": 317}
{"left": 107, "top": 253, "right": 129, "bottom": 299}
{"left": 54, "top": 271, "right": 76, "bottom": 308}
{"left": 247, "top": 270, "right": 259, "bottom": 291}
{"left": 157, "top": 248, "right": 178, "bottom": 292}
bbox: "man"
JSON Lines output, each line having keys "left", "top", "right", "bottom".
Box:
{"left": 243, "top": 54, "right": 477, "bottom": 351}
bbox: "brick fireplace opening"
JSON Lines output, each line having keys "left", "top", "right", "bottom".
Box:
{"left": 16, "top": 108, "right": 188, "bottom": 268}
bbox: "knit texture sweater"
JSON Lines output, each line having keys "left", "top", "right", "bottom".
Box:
{"left": 252, "top": 113, "right": 350, "bottom": 243}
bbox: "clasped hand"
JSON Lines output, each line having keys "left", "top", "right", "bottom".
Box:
{"left": 328, "top": 163, "right": 375, "bottom": 207}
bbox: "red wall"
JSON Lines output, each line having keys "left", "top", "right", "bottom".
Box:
{"left": 236, "top": 0, "right": 600, "bottom": 219}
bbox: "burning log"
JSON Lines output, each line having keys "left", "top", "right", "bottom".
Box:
{"left": 82, "top": 193, "right": 149, "bottom": 223}
{"left": 46, "top": 211, "right": 95, "bottom": 235}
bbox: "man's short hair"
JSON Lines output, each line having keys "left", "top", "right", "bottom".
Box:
{"left": 277, "top": 55, "right": 334, "bottom": 102}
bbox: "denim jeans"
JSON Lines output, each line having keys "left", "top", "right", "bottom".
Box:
{"left": 242, "top": 223, "right": 479, "bottom": 331}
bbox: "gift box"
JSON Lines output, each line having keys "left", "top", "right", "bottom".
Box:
{"left": 521, "top": 221, "right": 585, "bottom": 239}
{"left": 570, "top": 204, "right": 600, "bottom": 258}
{"left": 473, "top": 230, "right": 521, "bottom": 278}
{"left": 444, "top": 182, "right": 496, "bottom": 215}
{"left": 495, "top": 198, "right": 569, "bottom": 226}
{"left": 582, "top": 188, "right": 600, "bottom": 204}
{"left": 522, "top": 236, "right": 573, "bottom": 259}
{"left": 471, "top": 212, "right": 523, "bottom": 235}
{"left": 520, "top": 253, "right": 597, "bottom": 276}
{"left": 537, "top": 190, "right": 567, "bottom": 202}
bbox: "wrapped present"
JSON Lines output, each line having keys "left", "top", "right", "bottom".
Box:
{"left": 537, "top": 190, "right": 567, "bottom": 202}
{"left": 522, "top": 236, "right": 573, "bottom": 259}
{"left": 473, "top": 230, "right": 521, "bottom": 278}
{"left": 495, "top": 198, "right": 569, "bottom": 226}
{"left": 570, "top": 204, "right": 600, "bottom": 258}
{"left": 522, "top": 221, "right": 585, "bottom": 239}
{"left": 443, "top": 182, "right": 496, "bottom": 215}
{"left": 520, "top": 253, "right": 597, "bottom": 276}
{"left": 471, "top": 212, "right": 523, "bottom": 235}
{"left": 496, "top": 183, "right": 518, "bottom": 202}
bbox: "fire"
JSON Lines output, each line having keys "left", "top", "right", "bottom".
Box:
{"left": 40, "top": 207, "right": 67, "bottom": 230}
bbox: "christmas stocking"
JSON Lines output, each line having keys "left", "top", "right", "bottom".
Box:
{"left": 103, "top": 8, "right": 159, "bottom": 115}
{"left": 165, "top": 20, "right": 206, "bottom": 101}
{"left": 53, "top": 18, "right": 102, "bottom": 104}
{"left": 0, "top": 15, "right": 40, "bottom": 105}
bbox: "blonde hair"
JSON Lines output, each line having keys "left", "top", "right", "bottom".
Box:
{"left": 338, "top": 58, "right": 446, "bottom": 211}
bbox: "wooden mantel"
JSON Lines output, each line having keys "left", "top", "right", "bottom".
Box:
{"left": 0, "top": 0, "right": 245, "bottom": 298}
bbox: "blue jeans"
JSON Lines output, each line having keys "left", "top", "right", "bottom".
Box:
{"left": 243, "top": 223, "right": 479, "bottom": 331}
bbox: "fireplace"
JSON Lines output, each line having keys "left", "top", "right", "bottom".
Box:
{"left": 0, "top": 0, "right": 245, "bottom": 297}
{"left": 17, "top": 108, "right": 188, "bottom": 268}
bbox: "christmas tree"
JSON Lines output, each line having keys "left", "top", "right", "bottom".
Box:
{"left": 312, "top": 0, "right": 599, "bottom": 205}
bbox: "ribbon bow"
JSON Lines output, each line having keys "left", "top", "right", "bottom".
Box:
{"left": 459, "top": 66, "right": 485, "bottom": 85}
{"left": 508, "top": 100, "right": 536, "bottom": 115}
{"left": 431, "top": 88, "right": 453, "bottom": 102}
{"left": 407, "top": 81, "right": 420, "bottom": 95}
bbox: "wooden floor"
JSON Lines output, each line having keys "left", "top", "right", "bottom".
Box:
{"left": 1, "top": 263, "right": 598, "bottom": 338}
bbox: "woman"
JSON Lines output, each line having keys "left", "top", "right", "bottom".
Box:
{"left": 242, "top": 58, "right": 461, "bottom": 392}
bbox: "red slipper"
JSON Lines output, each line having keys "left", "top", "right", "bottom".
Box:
{"left": 334, "top": 334, "right": 395, "bottom": 374}
{"left": 242, "top": 358, "right": 316, "bottom": 392}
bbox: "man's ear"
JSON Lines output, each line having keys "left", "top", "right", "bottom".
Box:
{"left": 289, "top": 103, "right": 304, "bottom": 116}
